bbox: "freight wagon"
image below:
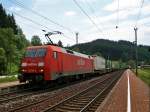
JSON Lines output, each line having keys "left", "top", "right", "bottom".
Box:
{"left": 92, "top": 55, "right": 105, "bottom": 71}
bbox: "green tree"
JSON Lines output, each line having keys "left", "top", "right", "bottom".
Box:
{"left": 0, "top": 28, "right": 29, "bottom": 73}
{"left": 0, "top": 4, "right": 18, "bottom": 34}
{"left": 70, "top": 39, "right": 150, "bottom": 64}
{"left": 0, "top": 28, "right": 16, "bottom": 72}
{"left": 58, "top": 40, "right": 63, "bottom": 47}
{"left": 128, "top": 60, "right": 135, "bottom": 68}
{"left": 94, "top": 52, "right": 102, "bottom": 56}
{"left": 0, "top": 48, "right": 6, "bottom": 74}
{"left": 31, "top": 35, "right": 42, "bottom": 46}
{"left": 72, "top": 47, "right": 80, "bottom": 52}
{"left": 15, "top": 27, "right": 30, "bottom": 50}
{"left": 0, "top": 4, "right": 30, "bottom": 74}
{"left": 7, "top": 14, "right": 18, "bottom": 34}
{"left": 0, "top": 4, "right": 8, "bottom": 28}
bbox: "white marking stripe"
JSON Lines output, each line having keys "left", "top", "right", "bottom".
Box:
{"left": 127, "top": 70, "right": 131, "bottom": 112}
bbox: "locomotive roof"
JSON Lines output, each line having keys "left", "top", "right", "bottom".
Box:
{"left": 27, "top": 45, "right": 91, "bottom": 59}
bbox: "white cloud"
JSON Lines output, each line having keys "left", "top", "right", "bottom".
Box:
{"left": 138, "top": 17, "right": 150, "bottom": 26}
{"left": 78, "top": 0, "right": 97, "bottom": 3}
{"left": 9, "top": 6, "right": 21, "bottom": 11}
{"left": 8, "top": 0, "right": 150, "bottom": 45}
{"left": 81, "top": 12, "right": 150, "bottom": 45}
{"left": 65, "top": 11, "right": 76, "bottom": 16}
{"left": 32, "top": 0, "right": 61, "bottom": 9}
{"left": 84, "top": 0, "right": 150, "bottom": 30}
{"left": 84, "top": 9, "right": 138, "bottom": 27}
{"left": 103, "top": 0, "right": 142, "bottom": 12}
{"left": 141, "top": 4, "right": 150, "bottom": 15}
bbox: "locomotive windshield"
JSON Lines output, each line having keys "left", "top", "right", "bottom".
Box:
{"left": 36, "top": 48, "right": 46, "bottom": 57}
{"left": 25, "top": 49, "right": 36, "bottom": 57}
{"left": 25, "top": 48, "right": 46, "bottom": 57}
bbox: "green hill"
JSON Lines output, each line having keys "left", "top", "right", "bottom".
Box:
{"left": 69, "top": 39, "right": 150, "bottom": 65}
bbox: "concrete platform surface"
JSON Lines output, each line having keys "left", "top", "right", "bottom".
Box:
{"left": 0, "top": 81, "right": 20, "bottom": 88}
{"left": 96, "top": 69, "right": 150, "bottom": 112}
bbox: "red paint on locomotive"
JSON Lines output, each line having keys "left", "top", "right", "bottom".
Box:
{"left": 19, "top": 45, "right": 94, "bottom": 82}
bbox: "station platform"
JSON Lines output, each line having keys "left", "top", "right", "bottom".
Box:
{"left": 0, "top": 81, "right": 20, "bottom": 88}
{"left": 96, "top": 69, "right": 150, "bottom": 112}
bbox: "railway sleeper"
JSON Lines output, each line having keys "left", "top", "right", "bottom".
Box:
{"left": 63, "top": 103, "right": 85, "bottom": 108}
{"left": 67, "top": 101, "right": 90, "bottom": 105}
{"left": 72, "top": 99, "right": 91, "bottom": 102}
{"left": 73, "top": 96, "right": 94, "bottom": 100}
{"left": 55, "top": 106, "right": 82, "bottom": 111}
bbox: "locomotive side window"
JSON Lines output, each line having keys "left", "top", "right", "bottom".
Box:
{"left": 53, "top": 51, "right": 57, "bottom": 59}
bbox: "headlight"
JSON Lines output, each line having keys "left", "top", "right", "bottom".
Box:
{"left": 21, "top": 69, "right": 26, "bottom": 72}
{"left": 21, "top": 63, "right": 27, "bottom": 67}
{"left": 40, "top": 69, "right": 44, "bottom": 72}
{"left": 38, "top": 62, "right": 44, "bottom": 67}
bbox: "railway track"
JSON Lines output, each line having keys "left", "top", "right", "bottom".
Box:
{"left": 0, "top": 88, "right": 45, "bottom": 104}
{"left": 0, "top": 70, "right": 115, "bottom": 100}
{"left": 0, "top": 71, "right": 112, "bottom": 105}
{"left": 5, "top": 71, "right": 123, "bottom": 112}
{"left": 0, "top": 74, "right": 100, "bottom": 104}
{"left": 0, "top": 83, "right": 45, "bottom": 104}
{"left": 0, "top": 83, "right": 37, "bottom": 100}
{"left": 43, "top": 71, "right": 121, "bottom": 112}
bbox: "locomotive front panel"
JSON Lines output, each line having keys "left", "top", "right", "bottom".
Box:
{"left": 19, "top": 48, "right": 47, "bottom": 82}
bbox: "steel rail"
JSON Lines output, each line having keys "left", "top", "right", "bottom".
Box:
{"left": 80, "top": 73, "right": 121, "bottom": 112}
{"left": 9, "top": 73, "right": 112, "bottom": 112}
{"left": 43, "top": 72, "right": 119, "bottom": 112}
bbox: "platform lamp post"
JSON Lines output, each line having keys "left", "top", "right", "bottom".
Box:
{"left": 134, "top": 27, "right": 138, "bottom": 76}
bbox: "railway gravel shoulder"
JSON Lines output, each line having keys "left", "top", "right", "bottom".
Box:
{"left": 43, "top": 71, "right": 122, "bottom": 112}
{"left": 2, "top": 70, "right": 124, "bottom": 112}
{"left": 0, "top": 71, "right": 121, "bottom": 112}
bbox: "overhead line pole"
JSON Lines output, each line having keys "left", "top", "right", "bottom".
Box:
{"left": 133, "top": 0, "right": 145, "bottom": 76}
{"left": 134, "top": 27, "right": 138, "bottom": 76}
{"left": 75, "top": 32, "right": 79, "bottom": 45}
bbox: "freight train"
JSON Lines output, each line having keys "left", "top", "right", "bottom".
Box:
{"left": 18, "top": 44, "right": 106, "bottom": 83}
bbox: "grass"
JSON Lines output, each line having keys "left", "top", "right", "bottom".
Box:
{"left": 138, "top": 68, "right": 150, "bottom": 86}
{"left": 0, "top": 63, "right": 19, "bottom": 83}
{"left": 0, "top": 75, "right": 18, "bottom": 83}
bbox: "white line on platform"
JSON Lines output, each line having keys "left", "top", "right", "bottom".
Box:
{"left": 127, "top": 70, "right": 131, "bottom": 112}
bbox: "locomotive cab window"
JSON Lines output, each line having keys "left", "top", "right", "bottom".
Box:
{"left": 25, "top": 48, "right": 46, "bottom": 57}
{"left": 53, "top": 51, "right": 57, "bottom": 59}
{"left": 36, "top": 48, "right": 46, "bottom": 57}
{"left": 25, "top": 49, "right": 36, "bottom": 57}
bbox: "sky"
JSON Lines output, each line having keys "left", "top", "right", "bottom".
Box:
{"left": 1, "top": 0, "right": 150, "bottom": 46}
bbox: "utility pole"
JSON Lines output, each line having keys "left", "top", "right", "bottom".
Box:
{"left": 107, "top": 56, "right": 110, "bottom": 69}
{"left": 134, "top": 27, "right": 138, "bottom": 76}
{"left": 75, "top": 32, "right": 79, "bottom": 45}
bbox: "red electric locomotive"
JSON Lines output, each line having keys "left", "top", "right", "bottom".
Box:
{"left": 18, "top": 44, "right": 94, "bottom": 83}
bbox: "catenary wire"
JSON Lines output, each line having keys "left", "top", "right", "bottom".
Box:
{"left": 135, "top": 0, "right": 145, "bottom": 27}
{"left": 72, "top": 0, "right": 106, "bottom": 38}
{"left": 116, "top": 0, "right": 120, "bottom": 28}
{"left": 5, "top": 8, "right": 75, "bottom": 43}
{"left": 8, "top": 0, "right": 91, "bottom": 43}
{"left": 83, "top": 0, "right": 110, "bottom": 38}
{"left": 8, "top": 0, "right": 75, "bottom": 34}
